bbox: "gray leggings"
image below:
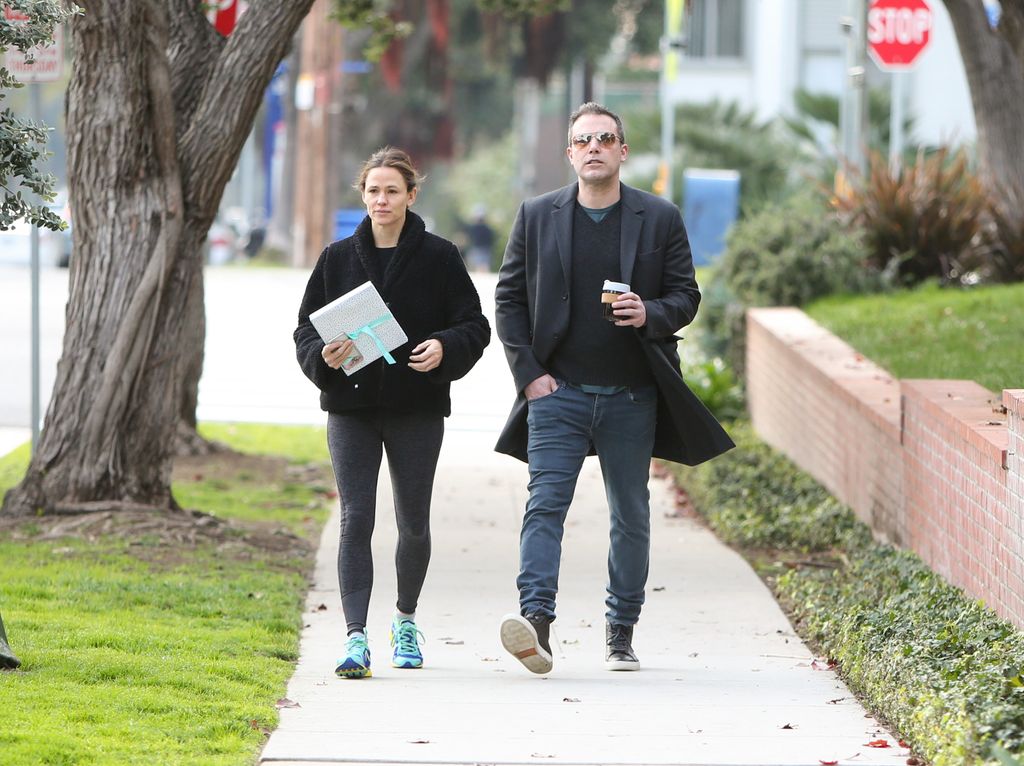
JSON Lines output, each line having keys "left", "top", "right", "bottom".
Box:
{"left": 326, "top": 409, "right": 444, "bottom": 633}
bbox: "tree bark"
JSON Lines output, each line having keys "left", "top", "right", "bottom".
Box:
{"left": 1, "top": 0, "right": 316, "bottom": 517}
{"left": 174, "top": 265, "right": 217, "bottom": 456}
{"left": 0, "top": 610, "right": 19, "bottom": 669}
{"left": 942, "top": 0, "right": 1024, "bottom": 199}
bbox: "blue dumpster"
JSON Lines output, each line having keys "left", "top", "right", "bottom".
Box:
{"left": 682, "top": 169, "right": 740, "bottom": 266}
{"left": 333, "top": 208, "right": 366, "bottom": 241}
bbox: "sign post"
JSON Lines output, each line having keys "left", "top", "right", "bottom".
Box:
{"left": 658, "top": 0, "right": 685, "bottom": 204}
{"left": 839, "top": 0, "right": 868, "bottom": 186}
{"left": 867, "top": 0, "right": 933, "bottom": 172}
{"left": 5, "top": 9, "right": 65, "bottom": 454}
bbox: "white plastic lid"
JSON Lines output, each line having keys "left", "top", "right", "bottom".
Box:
{"left": 602, "top": 280, "right": 630, "bottom": 292}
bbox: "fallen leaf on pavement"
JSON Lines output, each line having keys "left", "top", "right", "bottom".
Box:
{"left": 865, "top": 739, "right": 890, "bottom": 748}
{"left": 819, "top": 761, "right": 838, "bottom": 765}
{"left": 275, "top": 698, "right": 300, "bottom": 709}
{"left": 408, "top": 739, "right": 431, "bottom": 744}
{"left": 563, "top": 697, "right": 580, "bottom": 703}
{"left": 781, "top": 723, "right": 796, "bottom": 730}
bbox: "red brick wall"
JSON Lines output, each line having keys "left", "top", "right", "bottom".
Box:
{"left": 901, "top": 380, "right": 1014, "bottom": 619}
{"left": 1009, "top": 391, "right": 1024, "bottom": 523}
{"left": 746, "top": 308, "right": 1024, "bottom": 627}
{"left": 746, "top": 308, "right": 904, "bottom": 543}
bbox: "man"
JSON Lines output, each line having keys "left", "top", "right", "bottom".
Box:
{"left": 494, "top": 102, "right": 734, "bottom": 674}
{"left": 463, "top": 204, "right": 495, "bottom": 273}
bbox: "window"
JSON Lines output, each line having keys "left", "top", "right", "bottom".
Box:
{"left": 687, "top": 0, "right": 746, "bottom": 60}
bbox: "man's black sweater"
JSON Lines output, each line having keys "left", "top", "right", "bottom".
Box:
{"left": 547, "top": 203, "right": 652, "bottom": 388}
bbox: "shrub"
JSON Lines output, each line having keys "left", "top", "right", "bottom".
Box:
{"left": 677, "top": 422, "right": 866, "bottom": 552}
{"left": 679, "top": 356, "right": 745, "bottom": 422}
{"left": 697, "top": 269, "right": 748, "bottom": 375}
{"left": 986, "top": 181, "right": 1024, "bottom": 284}
{"left": 700, "top": 193, "right": 883, "bottom": 372}
{"left": 781, "top": 542, "right": 1024, "bottom": 766}
{"left": 833, "top": 148, "right": 990, "bottom": 285}
{"left": 720, "top": 194, "right": 880, "bottom": 306}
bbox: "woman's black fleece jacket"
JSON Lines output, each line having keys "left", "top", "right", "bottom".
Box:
{"left": 294, "top": 211, "right": 490, "bottom": 417}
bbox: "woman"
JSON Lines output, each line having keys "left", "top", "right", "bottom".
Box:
{"left": 294, "top": 147, "right": 490, "bottom": 679}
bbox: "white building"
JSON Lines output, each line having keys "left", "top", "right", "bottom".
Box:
{"left": 669, "top": 0, "right": 976, "bottom": 149}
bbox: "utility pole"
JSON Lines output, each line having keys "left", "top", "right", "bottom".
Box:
{"left": 889, "top": 71, "right": 905, "bottom": 173}
{"left": 658, "top": 0, "right": 686, "bottom": 204}
{"left": 838, "top": 0, "right": 868, "bottom": 191}
{"left": 292, "top": 0, "right": 346, "bottom": 268}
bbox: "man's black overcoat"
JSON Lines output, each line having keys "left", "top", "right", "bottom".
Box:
{"left": 494, "top": 183, "right": 734, "bottom": 466}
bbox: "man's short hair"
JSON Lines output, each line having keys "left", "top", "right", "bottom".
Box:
{"left": 567, "top": 102, "right": 625, "bottom": 145}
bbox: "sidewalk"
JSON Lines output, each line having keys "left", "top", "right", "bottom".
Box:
{"left": 259, "top": 276, "right": 908, "bottom": 766}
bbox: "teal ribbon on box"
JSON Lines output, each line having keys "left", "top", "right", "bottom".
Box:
{"left": 346, "top": 314, "right": 397, "bottom": 365}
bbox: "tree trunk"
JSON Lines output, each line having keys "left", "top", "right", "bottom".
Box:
{"left": 174, "top": 258, "right": 223, "bottom": 457}
{"left": 943, "top": 0, "right": 1024, "bottom": 199}
{"left": 0, "top": 610, "right": 19, "bottom": 669}
{"left": 1, "top": 0, "right": 317, "bottom": 517}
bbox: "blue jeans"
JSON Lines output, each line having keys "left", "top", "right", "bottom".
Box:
{"left": 519, "top": 381, "right": 657, "bottom": 625}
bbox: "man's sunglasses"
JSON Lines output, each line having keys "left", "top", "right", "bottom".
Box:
{"left": 570, "top": 132, "right": 622, "bottom": 149}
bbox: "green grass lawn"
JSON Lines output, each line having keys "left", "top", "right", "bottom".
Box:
{"left": 0, "top": 423, "right": 332, "bottom": 766}
{"left": 806, "top": 281, "right": 1024, "bottom": 393}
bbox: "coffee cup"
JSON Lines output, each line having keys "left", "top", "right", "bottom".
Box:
{"left": 601, "top": 280, "right": 629, "bottom": 322}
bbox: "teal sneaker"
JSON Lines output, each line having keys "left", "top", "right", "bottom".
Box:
{"left": 335, "top": 632, "right": 372, "bottom": 679}
{"left": 390, "top": 617, "right": 424, "bottom": 669}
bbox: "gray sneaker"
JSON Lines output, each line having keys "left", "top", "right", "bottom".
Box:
{"left": 605, "top": 622, "right": 639, "bottom": 671}
{"left": 500, "top": 613, "right": 553, "bottom": 674}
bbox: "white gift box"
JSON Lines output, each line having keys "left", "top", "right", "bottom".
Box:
{"left": 309, "top": 281, "right": 408, "bottom": 376}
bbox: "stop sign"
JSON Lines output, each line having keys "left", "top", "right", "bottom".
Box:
{"left": 867, "top": 0, "right": 933, "bottom": 70}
